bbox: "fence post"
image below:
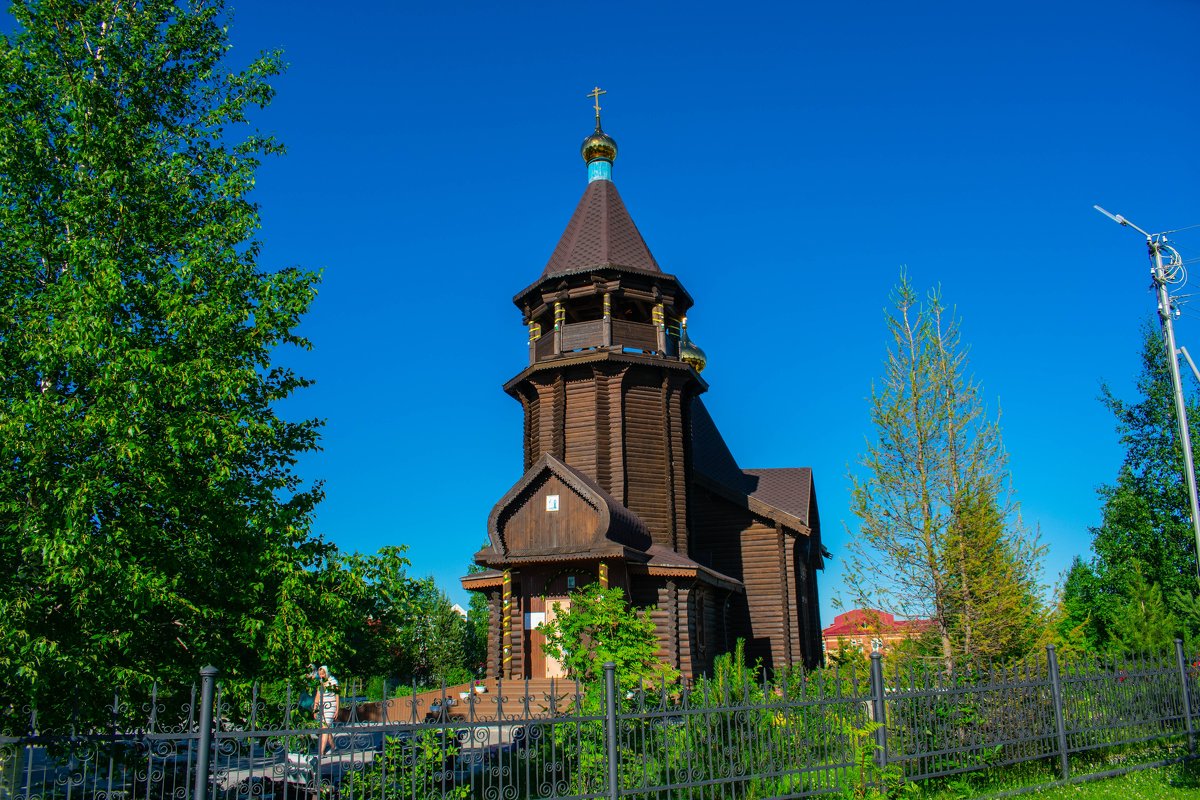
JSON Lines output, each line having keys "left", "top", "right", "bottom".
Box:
{"left": 193, "top": 666, "right": 218, "bottom": 800}
{"left": 1046, "top": 645, "right": 1069, "bottom": 781}
{"left": 192, "top": 666, "right": 218, "bottom": 800}
{"left": 869, "top": 652, "right": 888, "bottom": 769}
{"left": 604, "top": 662, "right": 620, "bottom": 800}
{"left": 1175, "top": 638, "right": 1196, "bottom": 755}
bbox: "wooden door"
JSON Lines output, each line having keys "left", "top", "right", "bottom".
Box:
{"left": 526, "top": 595, "right": 545, "bottom": 678}
{"left": 543, "top": 597, "right": 571, "bottom": 678}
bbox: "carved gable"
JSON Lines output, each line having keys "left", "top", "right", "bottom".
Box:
{"left": 495, "top": 473, "right": 600, "bottom": 555}
{"left": 486, "top": 454, "right": 652, "bottom": 560}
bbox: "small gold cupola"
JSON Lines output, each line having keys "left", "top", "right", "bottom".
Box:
{"left": 581, "top": 86, "right": 617, "bottom": 182}
{"left": 679, "top": 317, "right": 707, "bottom": 373}
{"left": 581, "top": 129, "right": 617, "bottom": 164}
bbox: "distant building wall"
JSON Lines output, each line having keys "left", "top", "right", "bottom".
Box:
{"left": 821, "top": 608, "right": 932, "bottom": 658}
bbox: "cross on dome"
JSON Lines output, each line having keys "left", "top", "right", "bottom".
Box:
{"left": 581, "top": 86, "right": 617, "bottom": 181}
{"left": 587, "top": 86, "right": 606, "bottom": 127}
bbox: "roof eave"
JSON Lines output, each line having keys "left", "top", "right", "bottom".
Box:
{"left": 512, "top": 265, "right": 694, "bottom": 313}
{"left": 693, "top": 471, "right": 812, "bottom": 535}
{"left": 503, "top": 350, "right": 708, "bottom": 395}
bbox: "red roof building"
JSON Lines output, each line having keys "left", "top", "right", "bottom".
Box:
{"left": 821, "top": 609, "right": 933, "bottom": 657}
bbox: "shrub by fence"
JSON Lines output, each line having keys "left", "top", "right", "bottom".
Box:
{"left": 2, "top": 642, "right": 1197, "bottom": 800}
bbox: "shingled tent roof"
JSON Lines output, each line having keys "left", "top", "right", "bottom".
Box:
{"left": 691, "top": 398, "right": 816, "bottom": 533}
{"left": 542, "top": 179, "right": 661, "bottom": 278}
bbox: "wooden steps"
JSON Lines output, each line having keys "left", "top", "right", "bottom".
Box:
{"left": 341, "top": 677, "right": 583, "bottom": 723}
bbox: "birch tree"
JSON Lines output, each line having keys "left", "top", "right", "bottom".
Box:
{"left": 0, "top": 0, "right": 322, "bottom": 727}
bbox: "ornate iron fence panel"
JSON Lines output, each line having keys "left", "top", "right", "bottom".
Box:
{"left": 200, "top": 676, "right": 606, "bottom": 800}
{"left": 615, "top": 666, "right": 871, "bottom": 799}
{"left": 0, "top": 685, "right": 203, "bottom": 800}
{"left": 1058, "top": 649, "right": 1186, "bottom": 758}
{"left": 4, "top": 645, "right": 1200, "bottom": 800}
{"left": 884, "top": 653, "right": 1059, "bottom": 782}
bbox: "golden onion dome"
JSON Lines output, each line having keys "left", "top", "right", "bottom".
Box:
{"left": 581, "top": 127, "right": 618, "bottom": 164}
{"left": 679, "top": 319, "right": 707, "bottom": 373}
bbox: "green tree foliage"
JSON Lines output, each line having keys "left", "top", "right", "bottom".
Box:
{"left": 1109, "top": 564, "right": 1179, "bottom": 654}
{"left": 1097, "top": 322, "right": 1200, "bottom": 600}
{"left": 1054, "top": 556, "right": 1106, "bottom": 654}
{"left": 1062, "top": 323, "right": 1200, "bottom": 651}
{"left": 848, "top": 274, "right": 1045, "bottom": 671}
{"left": 227, "top": 546, "right": 475, "bottom": 708}
{"left": 943, "top": 493, "right": 1044, "bottom": 662}
{"left": 0, "top": 0, "right": 322, "bottom": 723}
{"left": 273, "top": 545, "right": 427, "bottom": 684}
{"left": 539, "top": 583, "right": 676, "bottom": 690}
{"left": 464, "top": 563, "right": 491, "bottom": 677}
{"left": 340, "top": 547, "right": 438, "bottom": 681}
{"left": 295, "top": 547, "right": 472, "bottom": 688}
{"left": 414, "top": 587, "right": 470, "bottom": 686}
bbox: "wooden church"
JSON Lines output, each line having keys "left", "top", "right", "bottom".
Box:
{"left": 462, "top": 96, "right": 824, "bottom": 681}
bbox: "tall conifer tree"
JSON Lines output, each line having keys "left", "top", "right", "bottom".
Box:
{"left": 1062, "top": 322, "right": 1200, "bottom": 648}
{"left": 848, "top": 274, "right": 1045, "bottom": 670}
{"left": 1095, "top": 322, "right": 1200, "bottom": 600}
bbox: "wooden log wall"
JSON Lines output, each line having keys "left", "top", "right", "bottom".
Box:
{"left": 800, "top": 545, "right": 824, "bottom": 667}
{"left": 552, "top": 375, "right": 566, "bottom": 460}
{"left": 794, "top": 547, "right": 819, "bottom": 668}
{"left": 606, "top": 370, "right": 626, "bottom": 504}
{"left": 778, "top": 528, "right": 796, "bottom": 668}
{"left": 665, "top": 376, "right": 689, "bottom": 553}
{"left": 534, "top": 332, "right": 555, "bottom": 360}
{"left": 610, "top": 319, "right": 659, "bottom": 352}
{"left": 652, "top": 580, "right": 682, "bottom": 674}
{"left": 488, "top": 589, "right": 501, "bottom": 679}
{"left": 521, "top": 387, "right": 540, "bottom": 472}
{"left": 594, "top": 367, "right": 612, "bottom": 489}
{"left": 688, "top": 485, "right": 820, "bottom": 672}
{"left": 564, "top": 375, "right": 598, "bottom": 476}
{"left": 685, "top": 585, "right": 723, "bottom": 677}
{"left": 559, "top": 320, "right": 605, "bottom": 352}
{"left": 806, "top": 503, "right": 825, "bottom": 665}
{"left": 508, "top": 580, "right": 525, "bottom": 680}
{"left": 630, "top": 580, "right": 669, "bottom": 667}
{"left": 688, "top": 487, "right": 748, "bottom": 578}
{"left": 676, "top": 583, "right": 693, "bottom": 676}
{"left": 623, "top": 373, "right": 670, "bottom": 545}
{"left": 740, "top": 523, "right": 784, "bottom": 672}
{"left": 516, "top": 361, "right": 696, "bottom": 556}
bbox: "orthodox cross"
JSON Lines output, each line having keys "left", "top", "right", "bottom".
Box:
{"left": 587, "top": 86, "right": 606, "bottom": 126}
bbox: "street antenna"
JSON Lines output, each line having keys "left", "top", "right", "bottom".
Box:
{"left": 1096, "top": 204, "right": 1200, "bottom": 579}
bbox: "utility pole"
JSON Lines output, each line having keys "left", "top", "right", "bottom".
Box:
{"left": 1096, "top": 205, "right": 1200, "bottom": 581}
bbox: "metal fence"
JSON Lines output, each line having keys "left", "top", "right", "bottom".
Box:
{"left": 2, "top": 642, "right": 1197, "bottom": 800}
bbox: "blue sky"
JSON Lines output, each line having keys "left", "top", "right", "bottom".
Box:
{"left": 63, "top": 0, "right": 1200, "bottom": 621}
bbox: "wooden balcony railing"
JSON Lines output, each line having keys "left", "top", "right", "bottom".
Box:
{"left": 529, "top": 319, "right": 675, "bottom": 364}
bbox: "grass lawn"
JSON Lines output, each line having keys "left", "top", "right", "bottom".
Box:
{"left": 1023, "top": 760, "right": 1200, "bottom": 798}
{"left": 913, "top": 757, "right": 1200, "bottom": 798}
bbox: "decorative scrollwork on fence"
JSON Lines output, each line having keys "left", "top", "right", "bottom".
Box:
{"left": 4, "top": 649, "right": 1200, "bottom": 800}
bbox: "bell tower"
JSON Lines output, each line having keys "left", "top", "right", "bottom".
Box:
{"left": 504, "top": 95, "right": 708, "bottom": 553}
